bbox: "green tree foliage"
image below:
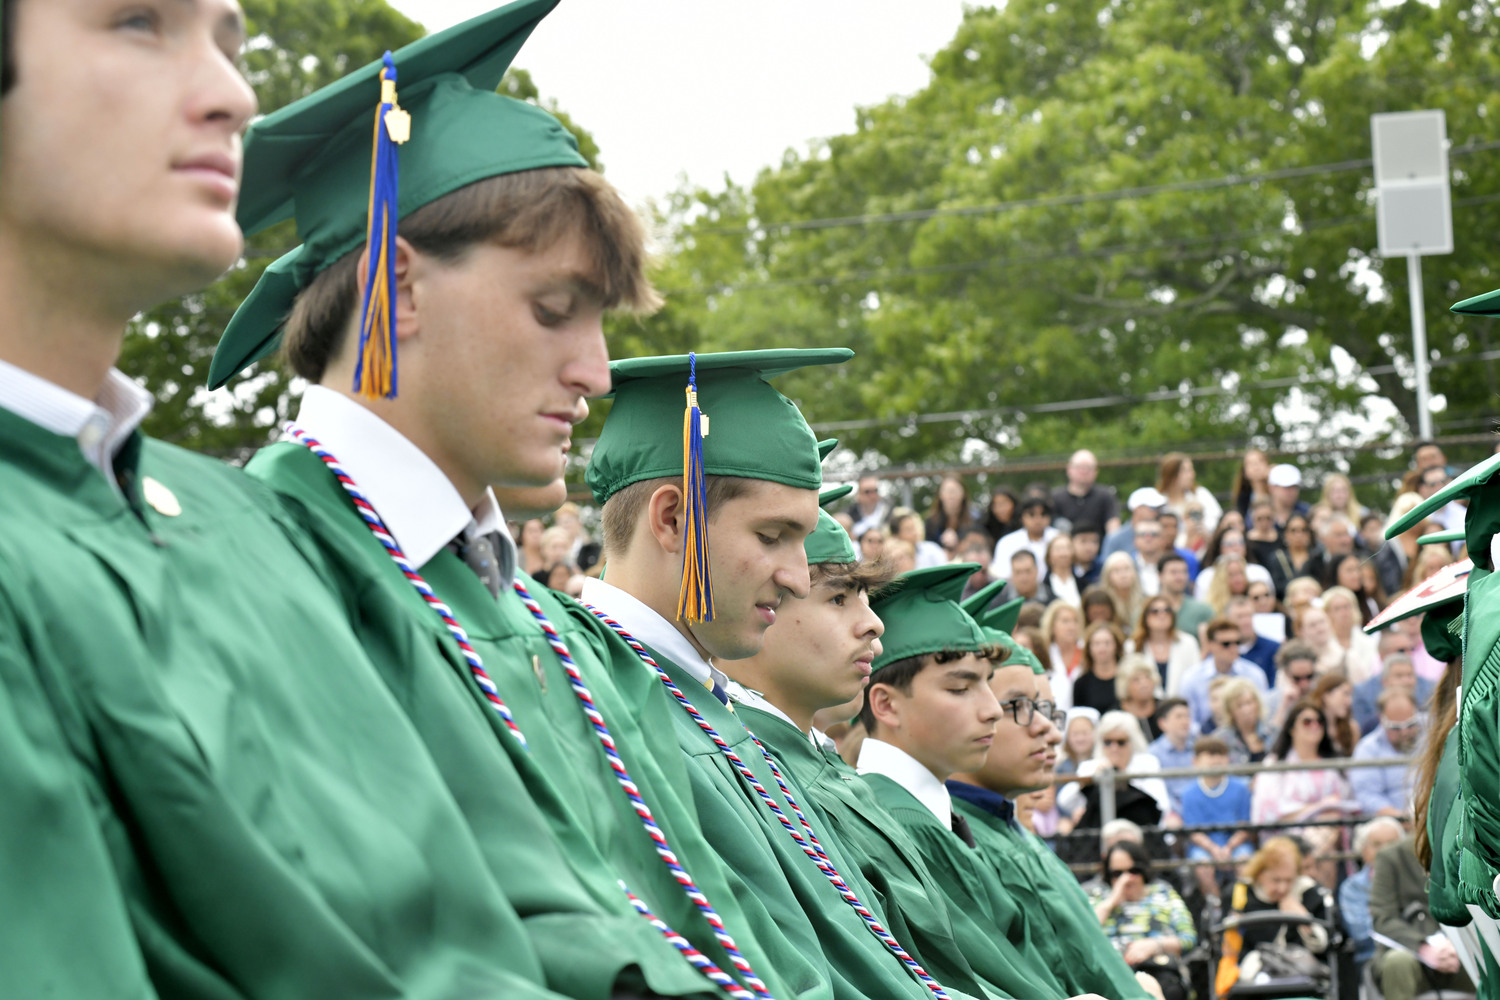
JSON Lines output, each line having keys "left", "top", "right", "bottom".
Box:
{"left": 121, "top": 0, "right": 599, "bottom": 460}
{"left": 643, "top": 0, "right": 1500, "bottom": 496}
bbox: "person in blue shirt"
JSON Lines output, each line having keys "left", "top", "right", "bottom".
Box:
{"left": 1146, "top": 698, "right": 1197, "bottom": 819}
{"left": 1180, "top": 737, "right": 1253, "bottom": 903}
{"left": 1227, "top": 596, "right": 1279, "bottom": 687}
{"left": 1180, "top": 618, "right": 1269, "bottom": 730}
{"left": 1349, "top": 689, "right": 1423, "bottom": 817}
{"left": 1339, "top": 817, "right": 1405, "bottom": 968}
{"left": 1352, "top": 652, "right": 1435, "bottom": 736}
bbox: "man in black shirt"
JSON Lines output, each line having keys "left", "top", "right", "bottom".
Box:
{"left": 1052, "top": 449, "right": 1120, "bottom": 534}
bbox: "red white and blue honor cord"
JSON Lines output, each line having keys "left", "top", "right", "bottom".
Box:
{"left": 286, "top": 425, "right": 771, "bottom": 1000}
{"left": 585, "top": 606, "right": 953, "bottom": 1000}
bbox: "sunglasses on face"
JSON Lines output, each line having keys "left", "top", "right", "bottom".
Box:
{"left": 1297, "top": 715, "right": 1324, "bottom": 728}
{"left": 1148, "top": 606, "right": 1172, "bottom": 615}
{"left": 1214, "top": 638, "right": 1240, "bottom": 648}
{"left": 1108, "top": 866, "right": 1147, "bottom": 879}
{"left": 1289, "top": 672, "right": 1315, "bottom": 684}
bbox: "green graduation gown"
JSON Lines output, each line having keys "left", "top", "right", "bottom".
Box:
{"left": 247, "top": 440, "right": 782, "bottom": 1000}
{"left": 742, "top": 704, "right": 1070, "bottom": 1000}
{"left": 950, "top": 790, "right": 1152, "bottom": 1000}
{"left": 859, "top": 773, "right": 1070, "bottom": 1000}
{"left": 0, "top": 410, "right": 558, "bottom": 999}
{"left": 591, "top": 633, "right": 978, "bottom": 1000}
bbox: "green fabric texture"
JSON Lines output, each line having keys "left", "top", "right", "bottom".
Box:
{"left": 806, "top": 485, "right": 858, "bottom": 565}
{"left": 1429, "top": 726, "right": 1468, "bottom": 925}
{"left": 0, "top": 409, "right": 562, "bottom": 998}
{"left": 1420, "top": 602, "right": 1465, "bottom": 664}
{"left": 860, "top": 773, "right": 1070, "bottom": 999}
{"left": 745, "top": 703, "right": 1077, "bottom": 1000}
{"left": 960, "top": 585, "right": 1039, "bottom": 672}
{"left": 586, "top": 349, "right": 850, "bottom": 503}
{"left": 1387, "top": 451, "right": 1500, "bottom": 540}
{"left": 955, "top": 797, "right": 1153, "bottom": 1000}
{"left": 617, "top": 638, "right": 969, "bottom": 1000}
{"left": 247, "top": 440, "right": 780, "bottom": 1000}
{"left": 870, "top": 564, "right": 988, "bottom": 673}
{"left": 818, "top": 439, "right": 839, "bottom": 461}
{"left": 1452, "top": 285, "right": 1500, "bottom": 316}
{"left": 208, "top": 0, "right": 587, "bottom": 388}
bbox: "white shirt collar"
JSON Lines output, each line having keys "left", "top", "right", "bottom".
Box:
{"left": 0, "top": 360, "right": 152, "bottom": 493}
{"left": 294, "top": 385, "right": 513, "bottom": 574}
{"left": 856, "top": 737, "right": 952, "bottom": 827}
{"left": 580, "top": 576, "right": 729, "bottom": 690}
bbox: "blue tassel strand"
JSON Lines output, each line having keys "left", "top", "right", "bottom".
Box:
{"left": 677, "top": 353, "right": 715, "bottom": 622}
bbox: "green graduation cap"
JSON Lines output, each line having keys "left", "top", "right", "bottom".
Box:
{"left": 868, "top": 564, "right": 988, "bottom": 675}
{"left": 1452, "top": 287, "right": 1500, "bottom": 316}
{"left": 805, "top": 485, "right": 858, "bottom": 566}
{"left": 960, "top": 580, "right": 1039, "bottom": 673}
{"left": 1420, "top": 529, "right": 1467, "bottom": 547}
{"left": 587, "top": 348, "right": 851, "bottom": 622}
{"left": 208, "top": 0, "right": 586, "bottom": 392}
{"left": 817, "top": 439, "right": 839, "bottom": 462}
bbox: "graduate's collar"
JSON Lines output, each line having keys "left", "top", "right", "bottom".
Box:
{"left": 294, "top": 385, "right": 510, "bottom": 572}
{"left": 946, "top": 779, "right": 1018, "bottom": 827}
{"left": 580, "top": 576, "right": 729, "bottom": 691}
{"left": 857, "top": 738, "right": 953, "bottom": 828}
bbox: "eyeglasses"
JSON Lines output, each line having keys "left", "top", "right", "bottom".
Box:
{"left": 1297, "top": 715, "right": 1325, "bottom": 729}
{"left": 1102, "top": 736, "right": 1132, "bottom": 748}
{"left": 1214, "top": 638, "right": 1240, "bottom": 648}
{"left": 1147, "top": 606, "right": 1173, "bottom": 616}
{"left": 1382, "top": 717, "right": 1422, "bottom": 732}
{"left": 1107, "top": 866, "right": 1147, "bottom": 879}
{"left": 998, "top": 696, "right": 1051, "bottom": 727}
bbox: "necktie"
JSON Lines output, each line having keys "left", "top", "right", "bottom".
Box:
{"left": 454, "top": 531, "right": 502, "bottom": 599}
{"left": 950, "top": 810, "right": 977, "bottom": 848}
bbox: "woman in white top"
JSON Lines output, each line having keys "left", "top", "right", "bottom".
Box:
{"left": 1059, "top": 710, "right": 1171, "bottom": 821}
{"left": 1125, "top": 594, "right": 1201, "bottom": 697}
{"left": 890, "top": 510, "right": 948, "bottom": 569}
{"left": 1043, "top": 534, "right": 1082, "bottom": 608}
{"left": 1320, "top": 586, "right": 1380, "bottom": 684}
{"left": 1040, "top": 600, "right": 1081, "bottom": 709}
{"left": 1159, "top": 453, "right": 1223, "bottom": 542}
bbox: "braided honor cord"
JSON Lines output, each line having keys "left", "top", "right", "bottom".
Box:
{"left": 287, "top": 425, "right": 526, "bottom": 749}
{"left": 511, "top": 582, "right": 773, "bottom": 999}
{"left": 585, "top": 606, "right": 952, "bottom": 1000}
{"left": 287, "top": 425, "right": 771, "bottom": 1000}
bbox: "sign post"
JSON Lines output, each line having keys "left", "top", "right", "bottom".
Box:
{"left": 1371, "top": 110, "right": 1453, "bottom": 441}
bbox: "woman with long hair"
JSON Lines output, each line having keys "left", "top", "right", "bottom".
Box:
{"left": 1041, "top": 600, "right": 1083, "bottom": 707}
{"left": 1265, "top": 512, "right": 1319, "bottom": 600}
{"left": 1318, "top": 473, "right": 1366, "bottom": 525}
{"left": 1232, "top": 448, "right": 1272, "bottom": 520}
{"left": 982, "top": 486, "right": 1020, "bottom": 544}
{"left": 1309, "top": 671, "right": 1361, "bottom": 757}
{"left": 1374, "top": 492, "right": 1424, "bottom": 597}
{"left": 1044, "top": 533, "right": 1082, "bottom": 607}
{"left": 1158, "top": 452, "right": 1222, "bottom": 539}
{"left": 1082, "top": 585, "right": 1123, "bottom": 628}
{"left": 517, "top": 517, "right": 547, "bottom": 577}
{"left": 1057, "top": 707, "right": 1100, "bottom": 780}
{"left": 924, "top": 474, "right": 978, "bottom": 551}
{"left": 1204, "top": 554, "right": 1252, "bottom": 616}
{"left": 1101, "top": 551, "right": 1145, "bottom": 631}
{"left": 1321, "top": 586, "right": 1380, "bottom": 683}
{"left": 1253, "top": 700, "right": 1351, "bottom": 863}
{"left": 1126, "top": 595, "right": 1201, "bottom": 697}
{"left": 1407, "top": 542, "right": 1455, "bottom": 592}
{"left": 1195, "top": 526, "right": 1271, "bottom": 602}
{"left": 1329, "top": 553, "right": 1382, "bottom": 624}
{"left": 1073, "top": 621, "right": 1127, "bottom": 715}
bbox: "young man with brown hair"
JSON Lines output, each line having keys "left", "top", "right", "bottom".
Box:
{"left": 0, "top": 1, "right": 568, "bottom": 995}
{"left": 207, "top": 5, "right": 787, "bottom": 999}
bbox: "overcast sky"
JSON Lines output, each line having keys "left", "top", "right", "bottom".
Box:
{"left": 388, "top": 0, "right": 971, "bottom": 208}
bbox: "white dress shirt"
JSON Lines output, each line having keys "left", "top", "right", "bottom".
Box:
{"left": 579, "top": 576, "right": 731, "bottom": 693}
{"left": 0, "top": 359, "right": 152, "bottom": 495}
{"left": 294, "top": 385, "right": 513, "bottom": 577}
{"left": 856, "top": 737, "right": 952, "bottom": 828}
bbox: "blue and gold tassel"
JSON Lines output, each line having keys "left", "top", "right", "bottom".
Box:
{"left": 677, "top": 353, "right": 714, "bottom": 623}
{"left": 353, "top": 52, "right": 409, "bottom": 400}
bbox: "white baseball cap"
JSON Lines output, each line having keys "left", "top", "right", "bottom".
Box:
{"left": 1126, "top": 487, "right": 1167, "bottom": 510}
{"left": 1268, "top": 464, "right": 1303, "bottom": 488}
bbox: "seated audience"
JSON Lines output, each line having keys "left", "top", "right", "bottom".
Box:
{"left": 1181, "top": 736, "right": 1253, "bottom": 903}
{"left": 1117, "top": 655, "right": 1164, "bottom": 743}
{"left": 1060, "top": 710, "right": 1171, "bottom": 831}
{"left": 1349, "top": 689, "right": 1423, "bottom": 818}
{"left": 1147, "top": 698, "right": 1197, "bottom": 818}
{"left": 1209, "top": 678, "right": 1272, "bottom": 765}
{"left": 1309, "top": 671, "right": 1361, "bottom": 758}
{"left": 1217, "top": 837, "right": 1334, "bottom": 994}
{"left": 1370, "top": 835, "right": 1475, "bottom": 1000}
{"left": 1338, "top": 817, "right": 1405, "bottom": 970}
{"left": 1180, "top": 618, "right": 1270, "bottom": 730}
{"left": 1074, "top": 621, "right": 1127, "bottom": 715}
{"left": 1127, "top": 594, "right": 1201, "bottom": 696}
{"left": 1089, "top": 838, "right": 1197, "bottom": 1000}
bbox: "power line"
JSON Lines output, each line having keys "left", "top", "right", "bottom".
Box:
{"left": 694, "top": 140, "right": 1500, "bottom": 236}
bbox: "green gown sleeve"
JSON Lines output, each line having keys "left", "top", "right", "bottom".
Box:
{"left": 0, "top": 589, "right": 156, "bottom": 999}
{"left": 957, "top": 800, "right": 1154, "bottom": 1000}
